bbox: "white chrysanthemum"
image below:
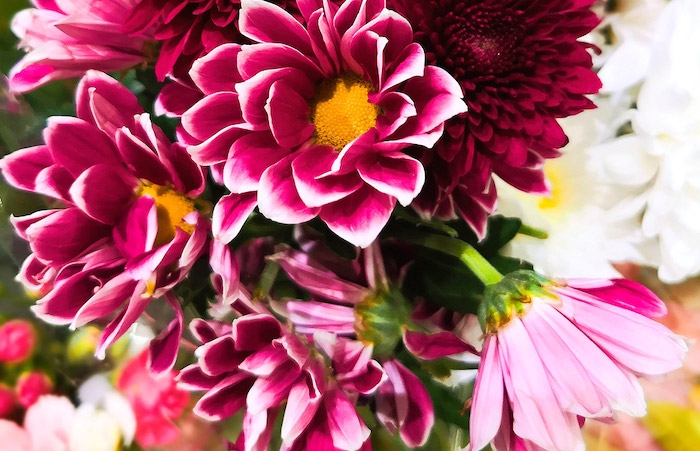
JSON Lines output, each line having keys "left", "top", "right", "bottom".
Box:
{"left": 497, "top": 101, "right": 650, "bottom": 279}
{"left": 593, "top": 0, "right": 700, "bottom": 282}
{"left": 591, "top": 0, "right": 669, "bottom": 95}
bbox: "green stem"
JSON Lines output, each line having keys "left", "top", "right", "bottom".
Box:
{"left": 518, "top": 223, "right": 549, "bottom": 239}
{"left": 395, "top": 229, "right": 503, "bottom": 285}
{"left": 253, "top": 260, "right": 280, "bottom": 299}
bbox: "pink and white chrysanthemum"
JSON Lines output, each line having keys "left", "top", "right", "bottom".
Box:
{"left": 0, "top": 70, "right": 208, "bottom": 372}
{"left": 9, "top": 0, "right": 154, "bottom": 93}
{"left": 182, "top": 0, "right": 467, "bottom": 247}
{"left": 178, "top": 314, "right": 383, "bottom": 451}
{"left": 469, "top": 272, "right": 688, "bottom": 451}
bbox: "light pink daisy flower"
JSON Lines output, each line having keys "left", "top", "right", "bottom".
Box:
{"left": 469, "top": 272, "right": 688, "bottom": 451}
{"left": 9, "top": 0, "right": 154, "bottom": 93}
{"left": 182, "top": 0, "right": 467, "bottom": 247}
{"left": 0, "top": 70, "right": 208, "bottom": 372}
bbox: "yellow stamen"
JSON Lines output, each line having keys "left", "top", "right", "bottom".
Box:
{"left": 137, "top": 182, "right": 198, "bottom": 247}
{"left": 309, "top": 72, "right": 381, "bottom": 150}
{"left": 538, "top": 163, "right": 564, "bottom": 210}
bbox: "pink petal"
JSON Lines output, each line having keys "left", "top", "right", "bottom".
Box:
{"left": 286, "top": 301, "right": 356, "bottom": 334}
{"left": 239, "top": 0, "right": 313, "bottom": 55}
{"left": 319, "top": 185, "right": 394, "bottom": 248}
{"left": 194, "top": 373, "right": 254, "bottom": 421}
{"left": 76, "top": 70, "right": 142, "bottom": 135}
{"left": 238, "top": 43, "right": 322, "bottom": 80}
{"left": 45, "top": 117, "right": 120, "bottom": 176}
{"left": 25, "top": 207, "right": 110, "bottom": 264}
{"left": 282, "top": 380, "right": 322, "bottom": 446}
{"left": 403, "top": 330, "right": 477, "bottom": 360}
{"left": 112, "top": 196, "right": 158, "bottom": 259}
{"left": 68, "top": 163, "right": 137, "bottom": 225}
{"left": 189, "top": 43, "right": 243, "bottom": 95}
{"left": 324, "top": 387, "right": 370, "bottom": 450}
{"left": 148, "top": 293, "right": 185, "bottom": 374}
{"left": 268, "top": 247, "right": 367, "bottom": 304}
{"left": 266, "top": 78, "right": 315, "bottom": 147}
{"left": 181, "top": 92, "right": 243, "bottom": 141}
{"left": 468, "top": 338, "right": 505, "bottom": 451}
{"left": 291, "top": 147, "right": 364, "bottom": 208}
{"left": 565, "top": 279, "right": 667, "bottom": 318}
{"left": 258, "top": 156, "right": 320, "bottom": 224}
{"left": 356, "top": 151, "right": 424, "bottom": 206}
{"left": 246, "top": 361, "right": 302, "bottom": 414}
{"left": 225, "top": 132, "right": 292, "bottom": 193}
{"left": 212, "top": 193, "right": 258, "bottom": 244}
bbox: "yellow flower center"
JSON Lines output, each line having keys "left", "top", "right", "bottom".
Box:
{"left": 137, "top": 182, "right": 197, "bottom": 247}
{"left": 309, "top": 72, "right": 381, "bottom": 150}
{"left": 538, "top": 163, "right": 565, "bottom": 210}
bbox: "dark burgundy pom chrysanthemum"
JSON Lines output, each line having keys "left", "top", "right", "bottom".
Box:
{"left": 389, "top": 0, "right": 601, "bottom": 237}
{"left": 123, "top": 0, "right": 298, "bottom": 80}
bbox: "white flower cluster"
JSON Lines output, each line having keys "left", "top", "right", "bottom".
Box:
{"left": 500, "top": 0, "right": 700, "bottom": 283}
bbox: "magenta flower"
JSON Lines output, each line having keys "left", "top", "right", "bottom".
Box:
{"left": 0, "top": 320, "right": 37, "bottom": 364}
{"left": 9, "top": 0, "right": 154, "bottom": 93}
{"left": 469, "top": 272, "right": 688, "bottom": 451}
{"left": 182, "top": 0, "right": 467, "bottom": 247}
{"left": 388, "top": 0, "right": 602, "bottom": 237}
{"left": 178, "top": 314, "right": 382, "bottom": 451}
{"left": 0, "top": 70, "right": 208, "bottom": 372}
{"left": 123, "top": 0, "right": 300, "bottom": 81}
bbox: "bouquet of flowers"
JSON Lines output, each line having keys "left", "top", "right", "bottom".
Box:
{"left": 0, "top": 0, "right": 698, "bottom": 449}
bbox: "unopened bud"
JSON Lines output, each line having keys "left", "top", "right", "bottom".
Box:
{"left": 0, "top": 319, "right": 37, "bottom": 364}
{"left": 16, "top": 371, "right": 53, "bottom": 408}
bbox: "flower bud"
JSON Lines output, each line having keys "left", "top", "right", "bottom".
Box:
{"left": 0, "top": 319, "right": 37, "bottom": 364}
{"left": 16, "top": 371, "right": 53, "bottom": 409}
{"left": 354, "top": 287, "right": 411, "bottom": 356}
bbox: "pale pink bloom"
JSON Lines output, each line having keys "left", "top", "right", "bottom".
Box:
{"left": 0, "top": 395, "right": 77, "bottom": 451}
{"left": 0, "top": 319, "right": 37, "bottom": 364}
{"left": 0, "top": 70, "right": 208, "bottom": 372}
{"left": 116, "top": 350, "right": 190, "bottom": 448}
{"left": 9, "top": 0, "right": 154, "bottom": 93}
{"left": 182, "top": 0, "right": 467, "bottom": 247}
{"left": 469, "top": 275, "right": 688, "bottom": 451}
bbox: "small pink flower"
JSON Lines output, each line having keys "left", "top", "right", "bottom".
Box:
{"left": 0, "top": 384, "right": 16, "bottom": 418}
{"left": 0, "top": 70, "right": 208, "bottom": 372}
{"left": 0, "top": 319, "right": 37, "bottom": 364}
{"left": 15, "top": 371, "right": 53, "bottom": 409}
{"left": 469, "top": 272, "right": 688, "bottom": 451}
{"left": 182, "top": 0, "right": 467, "bottom": 247}
{"left": 116, "top": 350, "right": 190, "bottom": 448}
{"left": 9, "top": 0, "right": 154, "bottom": 93}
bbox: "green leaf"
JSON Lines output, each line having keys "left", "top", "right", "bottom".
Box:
{"left": 402, "top": 248, "right": 483, "bottom": 314}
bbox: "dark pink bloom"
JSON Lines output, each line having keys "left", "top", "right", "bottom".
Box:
{"left": 0, "top": 319, "right": 37, "bottom": 364}
{"left": 123, "top": 0, "right": 300, "bottom": 81}
{"left": 0, "top": 70, "right": 208, "bottom": 372}
{"left": 116, "top": 350, "right": 190, "bottom": 447}
{"left": 182, "top": 0, "right": 467, "bottom": 247}
{"left": 9, "top": 0, "right": 154, "bottom": 93}
{"left": 388, "top": 0, "right": 602, "bottom": 237}
{"left": 15, "top": 371, "right": 53, "bottom": 409}
{"left": 469, "top": 274, "right": 688, "bottom": 451}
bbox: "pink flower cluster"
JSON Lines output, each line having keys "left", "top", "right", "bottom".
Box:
{"left": 0, "top": 0, "right": 690, "bottom": 450}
